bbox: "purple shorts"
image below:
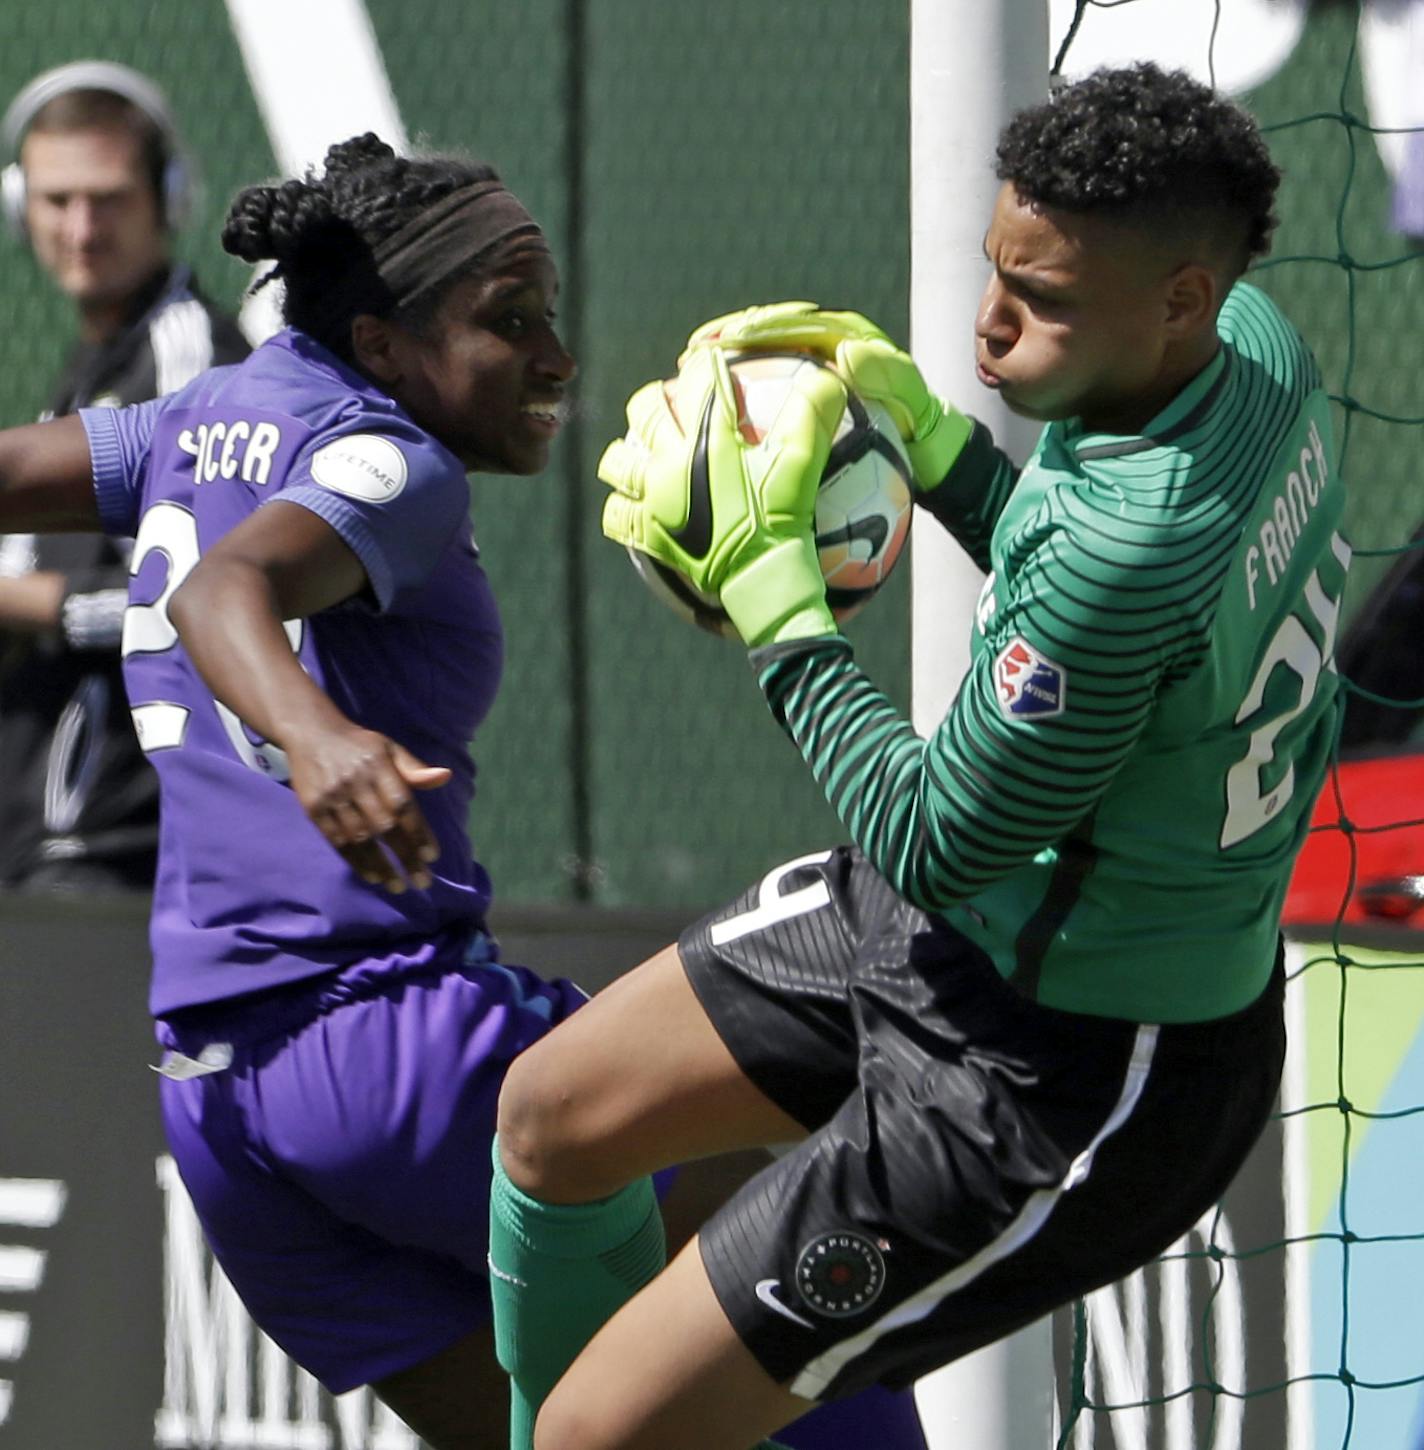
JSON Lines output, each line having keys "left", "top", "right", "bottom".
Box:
{"left": 156, "top": 934, "right": 585, "bottom": 1393}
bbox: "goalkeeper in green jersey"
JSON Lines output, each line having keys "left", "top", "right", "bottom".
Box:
{"left": 488, "top": 63, "right": 1347, "bottom": 1450}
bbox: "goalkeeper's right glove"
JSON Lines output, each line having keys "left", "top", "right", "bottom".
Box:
{"left": 683, "top": 301, "right": 972, "bottom": 493}
{"left": 598, "top": 344, "right": 845, "bottom": 648}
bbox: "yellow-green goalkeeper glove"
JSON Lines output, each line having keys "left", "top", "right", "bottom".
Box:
{"left": 684, "top": 301, "right": 972, "bottom": 493}
{"left": 599, "top": 345, "right": 844, "bottom": 647}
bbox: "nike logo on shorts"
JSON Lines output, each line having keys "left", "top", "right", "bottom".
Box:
{"left": 755, "top": 1277, "right": 815, "bottom": 1330}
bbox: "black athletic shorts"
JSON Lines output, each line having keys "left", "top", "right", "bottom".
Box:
{"left": 680, "top": 846, "right": 1286, "bottom": 1401}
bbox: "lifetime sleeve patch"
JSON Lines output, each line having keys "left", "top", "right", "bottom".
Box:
{"left": 310, "top": 434, "right": 409, "bottom": 502}
{"left": 994, "top": 636, "right": 1067, "bottom": 719}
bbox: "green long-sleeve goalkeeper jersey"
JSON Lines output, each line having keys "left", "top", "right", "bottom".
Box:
{"left": 754, "top": 283, "right": 1349, "bottom": 1022}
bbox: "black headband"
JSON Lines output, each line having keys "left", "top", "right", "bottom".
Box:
{"left": 374, "top": 180, "right": 546, "bottom": 307}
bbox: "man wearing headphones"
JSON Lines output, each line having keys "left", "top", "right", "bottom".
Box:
{"left": 0, "top": 61, "right": 248, "bottom": 892}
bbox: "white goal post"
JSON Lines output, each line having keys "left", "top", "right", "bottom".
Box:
{"left": 907, "top": 1, "right": 1053, "bottom": 1443}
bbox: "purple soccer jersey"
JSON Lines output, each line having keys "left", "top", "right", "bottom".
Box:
{"left": 82, "top": 330, "right": 504, "bottom": 1015}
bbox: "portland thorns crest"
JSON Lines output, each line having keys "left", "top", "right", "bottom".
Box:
{"left": 795, "top": 1231, "right": 887, "bottom": 1318}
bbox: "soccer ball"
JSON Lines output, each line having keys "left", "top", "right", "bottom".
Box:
{"left": 626, "top": 351, "right": 913, "bottom": 639}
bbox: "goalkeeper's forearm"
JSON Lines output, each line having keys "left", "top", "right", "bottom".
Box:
{"left": 746, "top": 635, "right": 969, "bottom": 909}
{"left": 915, "top": 418, "right": 1022, "bottom": 572}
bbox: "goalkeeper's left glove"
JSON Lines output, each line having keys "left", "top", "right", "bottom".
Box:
{"left": 598, "top": 345, "right": 845, "bottom": 647}
{"left": 683, "top": 301, "right": 972, "bottom": 493}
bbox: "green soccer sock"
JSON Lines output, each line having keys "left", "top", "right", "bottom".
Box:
{"left": 489, "top": 1137, "right": 666, "bottom": 1450}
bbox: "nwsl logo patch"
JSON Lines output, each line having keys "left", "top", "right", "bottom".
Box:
{"left": 994, "top": 637, "right": 1067, "bottom": 719}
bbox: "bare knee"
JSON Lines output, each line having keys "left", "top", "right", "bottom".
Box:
{"left": 496, "top": 1038, "right": 577, "bottom": 1194}
{"left": 496, "top": 1037, "right": 626, "bottom": 1203}
{"left": 533, "top": 1392, "right": 616, "bottom": 1450}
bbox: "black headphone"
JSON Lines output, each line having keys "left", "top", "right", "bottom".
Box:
{"left": 1, "top": 60, "right": 195, "bottom": 239}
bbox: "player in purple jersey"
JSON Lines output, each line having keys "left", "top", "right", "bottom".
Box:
{"left": 0, "top": 132, "right": 586, "bottom": 1446}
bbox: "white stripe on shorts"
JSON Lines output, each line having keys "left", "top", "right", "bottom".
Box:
{"left": 789, "top": 1022, "right": 1160, "bottom": 1399}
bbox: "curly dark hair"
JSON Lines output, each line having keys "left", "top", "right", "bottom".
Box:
{"left": 221, "top": 133, "right": 500, "bottom": 359}
{"left": 996, "top": 64, "right": 1280, "bottom": 270}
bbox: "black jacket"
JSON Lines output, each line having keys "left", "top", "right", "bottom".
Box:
{"left": 0, "top": 265, "right": 249, "bottom": 889}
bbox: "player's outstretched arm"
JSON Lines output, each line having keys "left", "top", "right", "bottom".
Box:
{"left": 0, "top": 415, "right": 101, "bottom": 532}
{"left": 169, "top": 500, "right": 448, "bottom": 894}
{"left": 599, "top": 345, "right": 846, "bottom": 647}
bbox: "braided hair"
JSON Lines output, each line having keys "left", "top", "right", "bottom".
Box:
{"left": 221, "top": 133, "right": 500, "bottom": 359}
{"left": 997, "top": 64, "right": 1280, "bottom": 274}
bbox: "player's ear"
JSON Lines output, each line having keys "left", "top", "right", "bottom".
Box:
{"left": 1163, "top": 263, "right": 1217, "bottom": 339}
{"left": 350, "top": 313, "right": 403, "bottom": 386}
